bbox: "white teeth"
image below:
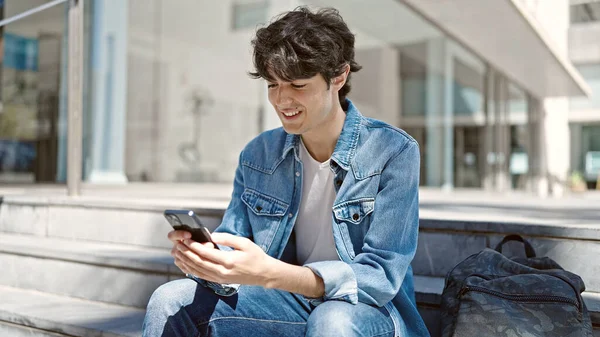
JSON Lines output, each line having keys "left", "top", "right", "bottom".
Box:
{"left": 283, "top": 110, "right": 300, "bottom": 117}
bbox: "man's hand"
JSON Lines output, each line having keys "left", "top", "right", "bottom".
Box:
{"left": 170, "top": 232, "right": 276, "bottom": 287}
{"left": 169, "top": 231, "right": 325, "bottom": 298}
{"left": 169, "top": 230, "right": 206, "bottom": 277}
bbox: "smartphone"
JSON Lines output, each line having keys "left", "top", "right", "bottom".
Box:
{"left": 163, "top": 209, "right": 219, "bottom": 249}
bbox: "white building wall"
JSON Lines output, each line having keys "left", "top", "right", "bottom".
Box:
{"left": 519, "top": 0, "right": 572, "bottom": 197}
{"left": 569, "top": 23, "right": 600, "bottom": 64}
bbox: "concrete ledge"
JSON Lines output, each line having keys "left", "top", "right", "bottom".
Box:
{"left": 0, "top": 195, "right": 228, "bottom": 215}
{"left": 420, "top": 217, "right": 600, "bottom": 241}
{"left": 0, "top": 320, "right": 72, "bottom": 337}
{"left": 0, "top": 233, "right": 183, "bottom": 308}
{"left": 0, "top": 285, "right": 145, "bottom": 337}
{"left": 3, "top": 194, "right": 600, "bottom": 242}
{"left": 0, "top": 233, "right": 179, "bottom": 275}
{"left": 0, "top": 199, "right": 222, "bottom": 248}
{"left": 2, "top": 196, "right": 600, "bottom": 292}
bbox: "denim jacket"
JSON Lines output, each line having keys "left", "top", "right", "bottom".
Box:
{"left": 206, "top": 100, "right": 429, "bottom": 337}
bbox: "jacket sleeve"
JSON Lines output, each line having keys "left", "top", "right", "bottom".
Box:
{"left": 305, "top": 141, "right": 421, "bottom": 306}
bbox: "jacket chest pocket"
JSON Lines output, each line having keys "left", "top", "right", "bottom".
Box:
{"left": 332, "top": 198, "right": 375, "bottom": 259}
{"left": 241, "top": 188, "right": 289, "bottom": 251}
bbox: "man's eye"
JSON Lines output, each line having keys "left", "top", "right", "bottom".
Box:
{"left": 291, "top": 84, "right": 306, "bottom": 88}
{"left": 267, "top": 84, "right": 277, "bottom": 89}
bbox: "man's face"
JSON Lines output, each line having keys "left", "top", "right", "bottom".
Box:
{"left": 267, "top": 73, "right": 338, "bottom": 136}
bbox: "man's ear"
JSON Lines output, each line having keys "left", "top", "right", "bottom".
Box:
{"left": 332, "top": 64, "right": 351, "bottom": 90}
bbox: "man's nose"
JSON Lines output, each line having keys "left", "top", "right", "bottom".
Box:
{"left": 275, "top": 87, "right": 293, "bottom": 105}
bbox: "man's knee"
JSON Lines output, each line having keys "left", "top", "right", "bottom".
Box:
{"left": 146, "top": 279, "right": 210, "bottom": 317}
{"left": 306, "top": 301, "right": 358, "bottom": 337}
{"left": 143, "top": 279, "right": 223, "bottom": 337}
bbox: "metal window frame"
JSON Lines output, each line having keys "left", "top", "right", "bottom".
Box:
{"left": 0, "top": 0, "right": 67, "bottom": 28}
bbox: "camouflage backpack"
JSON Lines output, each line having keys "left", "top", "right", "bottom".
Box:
{"left": 440, "top": 234, "right": 593, "bottom": 337}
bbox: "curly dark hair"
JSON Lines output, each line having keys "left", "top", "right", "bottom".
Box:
{"left": 249, "top": 6, "right": 362, "bottom": 110}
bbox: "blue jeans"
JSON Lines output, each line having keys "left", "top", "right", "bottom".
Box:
{"left": 142, "top": 279, "right": 395, "bottom": 337}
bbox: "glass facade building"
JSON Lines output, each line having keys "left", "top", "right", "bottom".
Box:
{"left": 0, "top": 0, "right": 594, "bottom": 193}
{"left": 569, "top": 0, "right": 600, "bottom": 188}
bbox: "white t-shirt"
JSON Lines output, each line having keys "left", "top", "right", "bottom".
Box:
{"left": 295, "top": 139, "right": 339, "bottom": 265}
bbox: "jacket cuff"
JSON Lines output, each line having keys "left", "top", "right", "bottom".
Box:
{"left": 304, "top": 260, "right": 358, "bottom": 305}
{"left": 186, "top": 274, "right": 240, "bottom": 297}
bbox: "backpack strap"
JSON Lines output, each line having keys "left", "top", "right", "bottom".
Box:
{"left": 494, "top": 234, "right": 536, "bottom": 258}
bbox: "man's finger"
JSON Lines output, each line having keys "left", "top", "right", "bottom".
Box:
{"left": 179, "top": 260, "right": 211, "bottom": 281}
{"left": 175, "top": 245, "right": 197, "bottom": 266}
{"left": 179, "top": 258, "right": 222, "bottom": 283}
{"left": 168, "top": 230, "right": 191, "bottom": 242}
{"left": 210, "top": 233, "right": 250, "bottom": 250}
{"left": 184, "top": 239, "right": 231, "bottom": 266}
{"left": 174, "top": 257, "right": 191, "bottom": 275}
{"left": 177, "top": 243, "right": 227, "bottom": 275}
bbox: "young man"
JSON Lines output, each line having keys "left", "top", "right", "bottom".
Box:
{"left": 143, "top": 7, "right": 429, "bottom": 337}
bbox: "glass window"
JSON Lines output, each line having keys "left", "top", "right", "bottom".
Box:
{"left": 582, "top": 125, "right": 600, "bottom": 182}
{"left": 451, "top": 41, "right": 485, "bottom": 117}
{"left": 453, "top": 59, "right": 483, "bottom": 116}
{"left": 399, "top": 42, "right": 427, "bottom": 117}
{"left": 450, "top": 42, "right": 486, "bottom": 188}
{"left": 570, "top": 63, "right": 600, "bottom": 110}
{"left": 0, "top": 0, "right": 66, "bottom": 183}
{"left": 573, "top": 123, "right": 600, "bottom": 184}
{"left": 83, "top": 0, "right": 499, "bottom": 190}
{"left": 508, "top": 83, "right": 527, "bottom": 116}
{"left": 232, "top": 0, "right": 269, "bottom": 31}
{"left": 119, "top": 0, "right": 458, "bottom": 185}
{"left": 110, "top": 0, "right": 266, "bottom": 183}
{"left": 570, "top": 2, "right": 600, "bottom": 24}
{"left": 508, "top": 83, "right": 529, "bottom": 191}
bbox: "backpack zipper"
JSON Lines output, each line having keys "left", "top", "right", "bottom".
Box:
{"left": 465, "top": 272, "right": 584, "bottom": 316}
{"left": 459, "top": 285, "right": 583, "bottom": 320}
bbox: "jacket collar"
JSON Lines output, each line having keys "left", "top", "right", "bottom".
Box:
{"left": 282, "top": 99, "right": 361, "bottom": 171}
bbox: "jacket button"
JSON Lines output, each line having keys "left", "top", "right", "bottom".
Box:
{"left": 352, "top": 213, "right": 359, "bottom": 221}
{"left": 296, "top": 172, "right": 300, "bottom": 177}
{"left": 256, "top": 206, "right": 262, "bottom": 212}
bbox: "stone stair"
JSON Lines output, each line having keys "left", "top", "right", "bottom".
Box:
{"left": 0, "top": 194, "right": 599, "bottom": 336}
{"left": 0, "top": 285, "right": 145, "bottom": 337}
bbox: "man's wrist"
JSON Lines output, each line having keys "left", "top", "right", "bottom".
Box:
{"left": 262, "top": 256, "right": 282, "bottom": 289}
{"left": 260, "top": 259, "right": 325, "bottom": 299}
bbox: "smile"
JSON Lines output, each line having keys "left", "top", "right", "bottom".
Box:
{"left": 282, "top": 110, "right": 301, "bottom": 117}
{"left": 279, "top": 108, "right": 303, "bottom": 118}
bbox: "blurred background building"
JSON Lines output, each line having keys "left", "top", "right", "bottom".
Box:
{"left": 0, "top": 0, "right": 599, "bottom": 196}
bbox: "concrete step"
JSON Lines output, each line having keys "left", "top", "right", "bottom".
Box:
{"left": 413, "top": 276, "right": 600, "bottom": 337}
{"left": 0, "top": 233, "right": 182, "bottom": 308}
{"left": 0, "top": 285, "right": 144, "bottom": 337}
{"left": 0, "top": 195, "right": 226, "bottom": 249}
{"left": 2, "top": 194, "right": 600, "bottom": 292}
